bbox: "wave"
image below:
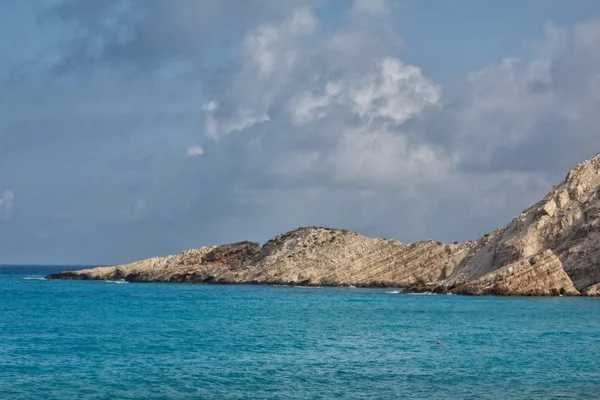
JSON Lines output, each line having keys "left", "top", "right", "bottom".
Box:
{"left": 24, "top": 277, "right": 46, "bottom": 280}
{"left": 105, "top": 280, "right": 128, "bottom": 284}
{"left": 385, "top": 290, "right": 442, "bottom": 295}
{"left": 293, "top": 286, "right": 323, "bottom": 289}
{"left": 405, "top": 292, "right": 438, "bottom": 296}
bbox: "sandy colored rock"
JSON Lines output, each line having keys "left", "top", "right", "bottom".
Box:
{"left": 48, "top": 153, "right": 600, "bottom": 296}
{"left": 583, "top": 283, "right": 600, "bottom": 296}
{"left": 244, "top": 228, "right": 467, "bottom": 287}
{"left": 449, "top": 250, "right": 579, "bottom": 296}
{"left": 46, "top": 242, "right": 261, "bottom": 284}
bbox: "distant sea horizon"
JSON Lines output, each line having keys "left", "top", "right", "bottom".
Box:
{"left": 0, "top": 264, "right": 105, "bottom": 271}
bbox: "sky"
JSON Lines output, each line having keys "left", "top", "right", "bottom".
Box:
{"left": 2, "top": 0, "right": 600, "bottom": 265}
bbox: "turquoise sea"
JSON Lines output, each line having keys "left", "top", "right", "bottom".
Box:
{"left": 1, "top": 266, "right": 599, "bottom": 399}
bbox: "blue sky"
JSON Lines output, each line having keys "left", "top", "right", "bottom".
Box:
{"left": 2, "top": 0, "right": 600, "bottom": 265}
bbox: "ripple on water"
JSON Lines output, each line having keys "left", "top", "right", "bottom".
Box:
{"left": 1, "top": 267, "right": 599, "bottom": 399}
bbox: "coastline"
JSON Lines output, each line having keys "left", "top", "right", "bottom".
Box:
{"left": 47, "top": 153, "right": 600, "bottom": 298}
{"left": 45, "top": 270, "right": 597, "bottom": 297}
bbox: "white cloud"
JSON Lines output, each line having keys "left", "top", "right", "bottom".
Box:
{"left": 243, "top": 7, "right": 316, "bottom": 76}
{"left": 203, "top": 101, "right": 218, "bottom": 112}
{"left": 205, "top": 7, "right": 445, "bottom": 190}
{"left": 289, "top": 83, "right": 342, "bottom": 125}
{"left": 333, "top": 127, "right": 451, "bottom": 186}
{"left": 186, "top": 145, "right": 204, "bottom": 157}
{"left": 204, "top": 101, "right": 269, "bottom": 140}
{"left": 202, "top": 8, "right": 317, "bottom": 140}
{"left": 438, "top": 18, "right": 600, "bottom": 173}
{"left": 8, "top": 1, "right": 600, "bottom": 262}
{"left": 288, "top": 6, "right": 316, "bottom": 35}
{"left": 203, "top": 102, "right": 219, "bottom": 140}
{"left": 348, "top": 58, "right": 441, "bottom": 124}
{"left": 288, "top": 59, "right": 440, "bottom": 126}
{"left": 0, "top": 190, "right": 14, "bottom": 219}
{"left": 196, "top": 8, "right": 600, "bottom": 244}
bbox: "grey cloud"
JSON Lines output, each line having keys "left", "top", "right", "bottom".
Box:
{"left": 197, "top": 10, "right": 600, "bottom": 245}
{"left": 440, "top": 21, "right": 600, "bottom": 177}
{"left": 48, "top": 0, "right": 320, "bottom": 73}
{"left": 1, "top": 1, "right": 600, "bottom": 264}
{"left": 202, "top": 7, "right": 444, "bottom": 189}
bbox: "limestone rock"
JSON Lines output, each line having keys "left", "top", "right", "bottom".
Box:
{"left": 584, "top": 283, "right": 600, "bottom": 296}
{"left": 449, "top": 250, "right": 579, "bottom": 296}
{"left": 46, "top": 242, "right": 261, "bottom": 284}
{"left": 48, "top": 153, "right": 600, "bottom": 296}
{"left": 245, "top": 227, "right": 467, "bottom": 287}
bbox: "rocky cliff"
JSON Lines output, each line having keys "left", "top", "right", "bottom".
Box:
{"left": 47, "top": 153, "right": 600, "bottom": 296}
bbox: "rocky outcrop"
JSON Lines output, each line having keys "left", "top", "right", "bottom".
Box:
{"left": 584, "top": 283, "right": 600, "bottom": 297}
{"left": 448, "top": 250, "right": 579, "bottom": 296}
{"left": 46, "top": 242, "right": 261, "bottom": 284}
{"left": 243, "top": 229, "right": 468, "bottom": 287}
{"left": 47, "top": 153, "right": 600, "bottom": 296}
{"left": 47, "top": 229, "right": 466, "bottom": 287}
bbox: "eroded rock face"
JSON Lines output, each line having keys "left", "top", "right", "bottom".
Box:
{"left": 244, "top": 228, "right": 468, "bottom": 287}
{"left": 584, "top": 283, "right": 600, "bottom": 296}
{"left": 47, "top": 153, "right": 600, "bottom": 296}
{"left": 46, "top": 242, "right": 261, "bottom": 284}
{"left": 449, "top": 250, "right": 579, "bottom": 296}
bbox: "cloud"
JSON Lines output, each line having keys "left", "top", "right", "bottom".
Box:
{"left": 429, "top": 19, "right": 600, "bottom": 176}
{"left": 288, "top": 58, "right": 440, "bottom": 126}
{"left": 203, "top": 99, "right": 269, "bottom": 141}
{"left": 186, "top": 145, "right": 204, "bottom": 157}
{"left": 2, "top": 1, "right": 600, "bottom": 264}
{"left": 332, "top": 127, "right": 451, "bottom": 186}
{"left": 0, "top": 190, "right": 14, "bottom": 219}
{"left": 198, "top": 8, "right": 600, "bottom": 243}
{"left": 201, "top": 7, "right": 318, "bottom": 139}
{"left": 348, "top": 58, "right": 441, "bottom": 124}
{"left": 47, "top": 0, "right": 318, "bottom": 73}
{"left": 203, "top": 7, "right": 445, "bottom": 189}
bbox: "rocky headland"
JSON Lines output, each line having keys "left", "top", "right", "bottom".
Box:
{"left": 47, "top": 153, "right": 600, "bottom": 296}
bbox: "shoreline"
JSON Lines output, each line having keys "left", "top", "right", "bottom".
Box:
{"left": 45, "top": 273, "right": 599, "bottom": 297}
{"left": 43, "top": 153, "right": 600, "bottom": 300}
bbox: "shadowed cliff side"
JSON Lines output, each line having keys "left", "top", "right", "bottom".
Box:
{"left": 48, "top": 153, "right": 600, "bottom": 296}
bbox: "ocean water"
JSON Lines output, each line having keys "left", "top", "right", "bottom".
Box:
{"left": 1, "top": 266, "right": 600, "bottom": 399}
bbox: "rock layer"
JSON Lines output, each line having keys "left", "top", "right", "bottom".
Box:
{"left": 48, "top": 153, "right": 600, "bottom": 296}
{"left": 449, "top": 250, "right": 579, "bottom": 296}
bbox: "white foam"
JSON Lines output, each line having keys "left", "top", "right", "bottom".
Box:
{"left": 405, "top": 292, "right": 437, "bottom": 296}
{"left": 24, "top": 277, "right": 46, "bottom": 280}
{"left": 293, "top": 286, "right": 323, "bottom": 289}
{"left": 105, "top": 280, "right": 128, "bottom": 284}
{"left": 385, "top": 290, "right": 402, "bottom": 294}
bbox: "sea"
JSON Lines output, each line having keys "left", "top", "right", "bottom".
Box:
{"left": 1, "top": 265, "right": 599, "bottom": 399}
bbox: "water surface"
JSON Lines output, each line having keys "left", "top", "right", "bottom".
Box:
{"left": 1, "top": 266, "right": 599, "bottom": 399}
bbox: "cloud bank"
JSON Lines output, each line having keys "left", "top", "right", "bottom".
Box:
{"left": 0, "top": 0, "right": 599, "bottom": 263}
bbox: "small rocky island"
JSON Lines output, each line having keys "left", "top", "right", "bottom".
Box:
{"left": 48, "top": 154, "right": 600, "bottom": 296}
